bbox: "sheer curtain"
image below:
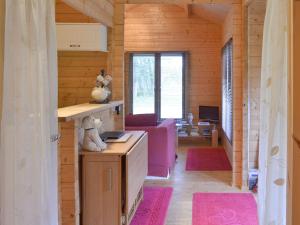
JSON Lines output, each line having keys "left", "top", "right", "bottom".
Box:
{"left": 0, "top": 1, "right": 58, "bottom": 225}
{"left": 258, "top": 0, "right": 289, "bottom": 224}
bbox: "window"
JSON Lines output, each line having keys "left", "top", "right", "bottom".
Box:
{"left": 132, "top": 54, "right": 155, "bottom": 114}
{"left": 222, "top": 39, "right": 233, "bottom": 143}
{"left": 130, "top": 52, "right": 186, "bottom": 119}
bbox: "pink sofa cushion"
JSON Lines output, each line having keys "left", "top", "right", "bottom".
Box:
{"left": 125, "top": 113, "right": 158, "bottom": 127}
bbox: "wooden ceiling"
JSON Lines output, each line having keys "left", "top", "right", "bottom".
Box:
{"left": 59, "top": 0, "right": 232, "bottom": 26}
{"left": 191, "top": 3, "right": 231, "bottom": 24}
{"left": 126, "top": 3, "right": 231, "bottom": 24}
{"left": 59, "top": 0, "right": 114, "bottom": 27}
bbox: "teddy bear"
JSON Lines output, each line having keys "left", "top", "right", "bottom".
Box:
{"left": 82, "top": 115, "right": 107, "bottom": 152}
{"left": 91, "top": 69, "right": 113, "bottom": 103}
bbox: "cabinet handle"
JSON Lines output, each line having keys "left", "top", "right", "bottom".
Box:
{"left": 69, "top": 44, "right": 80, "bottom": 48}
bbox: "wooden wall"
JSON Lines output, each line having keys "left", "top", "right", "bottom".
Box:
{"left": 221, "top": 1, "right": 243, "bottom": 187}
{"left": 245, "top": 0, "right": 266, "bottom": 183}
{"left": 222, "top": 8, "right": 234, "bottom": 166}
{"left": 124, "top": 4, "right": 222, "bottom": 118}
{"left": 56, "top": 0, "right": 109, "bottom": 108}
{"left": 0, "top": 0, "right": 4, "bottom": 122}
{"left": 58, "top": 52, "right": 108, "bottom": 107}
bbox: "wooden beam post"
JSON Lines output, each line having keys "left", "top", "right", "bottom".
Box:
{"left": 110, "top": 1, "right": 125, "bottom": 130}
{"left": 232, "top": 1, "right": 244, "bottom": 188}
{"left": 58, "top": 121, "right": 80, "bottom": 225}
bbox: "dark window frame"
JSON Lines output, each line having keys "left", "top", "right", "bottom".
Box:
{"left": 128, "top": 51, "right": 187, "bottom": 120}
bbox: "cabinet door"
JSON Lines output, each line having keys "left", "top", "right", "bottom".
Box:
{"left": 83, "top": 161, "right": 120, "bottom": 225}
{"left": 126, "top": 134, "right": 148, "bottom": 222}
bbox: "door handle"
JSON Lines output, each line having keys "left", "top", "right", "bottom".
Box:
{"left": 51, "top": 134, "right": 61, "bottom": 143}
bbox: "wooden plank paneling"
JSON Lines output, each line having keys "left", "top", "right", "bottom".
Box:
{"left": 246, "top": 0, "right": 266, "bottom": 178}
{"left": 124, "top": 4, "right": 222, "bottom": 118}
{"left": 57, "top": 51, "right": 108, "bottom": 108}
{"left": 109, "top": 1, "right": 125, "bottom": 130}
{"left": 58, "top": 121, "right": 80, "bottom": 225}
{"left": 55, "top": 3, "right": 118, "bottom": 225}
{"left": 221, "top": 1, "right": 244, "bottom": 187}
{"left": 55, "top": 3, "right": 109, "bottom": 108}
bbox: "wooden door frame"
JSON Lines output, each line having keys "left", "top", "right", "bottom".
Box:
{"left": 288, "top": 0, "right": 300, "bottom": 224}
{"left": 0, "top": 0, "right": 4, "bottom": 123}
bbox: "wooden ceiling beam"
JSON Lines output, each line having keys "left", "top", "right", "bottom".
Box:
{"left": 126, "top": 0, "right": 234, "bottom": 4}
{"left": 62, "top": 0, "right": 113, "bottom": 27}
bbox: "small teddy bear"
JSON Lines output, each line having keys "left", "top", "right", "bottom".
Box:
{"left": 91, "top": 69, "right": 112, "bottom": 103}
{"left": 82, "top": 116, "right": 107, "bottom": 152}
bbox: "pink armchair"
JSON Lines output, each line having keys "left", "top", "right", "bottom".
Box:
{"left": 125, "top": 114, "right": 177, "bottom": 177}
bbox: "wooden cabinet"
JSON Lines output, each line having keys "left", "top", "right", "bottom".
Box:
{"left": 58, "top": 102, "right": 124, "bottom": 225}
{"left": 83, "top": 160, "right": 120, "bottom": 225}
{"left": 81, "top": 131, "right": 148, "bottom": 225}
{"left": 56, "top": 23, "right": 107, "bottom": 52}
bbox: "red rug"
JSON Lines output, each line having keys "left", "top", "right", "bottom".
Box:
{"left": 193, "top": 193, "right": 258, "bottom": 225}
{"left": 130, "top": 186, "right": 173, "bottom": 225}
{"left": 186, "top": 148, "right": 232, "bottom": 171}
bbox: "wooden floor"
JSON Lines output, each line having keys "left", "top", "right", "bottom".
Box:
{"left": 145, "top": 143, "right": 247, "bottom": 225}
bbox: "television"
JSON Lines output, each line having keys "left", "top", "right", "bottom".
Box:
{"left": 199, "top": 106, "right": 219, "bottom": 122}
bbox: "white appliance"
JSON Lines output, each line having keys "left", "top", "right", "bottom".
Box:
{"left": 56, "top": 23, "right": 107, "bottom": 51}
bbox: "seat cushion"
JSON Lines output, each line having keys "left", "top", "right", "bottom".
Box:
{"left": 125, "top": 114, "right": 158, "bottom": 127}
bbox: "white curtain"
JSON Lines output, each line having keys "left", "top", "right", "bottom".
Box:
{"left": 258, "top": 0, "right": 289, "bottom": 224}
{"left": 0, "top": 1, "right": 58, "bottom": 225}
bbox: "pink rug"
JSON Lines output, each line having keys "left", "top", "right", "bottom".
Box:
{"left": 193, "top": 193, "right": 258, "bottom": 225}
{"left": 130, "top": 186, "right": 173, "bottom": 225}
{"left": 186, "top": 148, "right": 232, "bottom": 171}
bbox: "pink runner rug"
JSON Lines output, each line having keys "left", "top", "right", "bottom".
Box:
{"left": 193, "top": 193, "right": 258, "bottom": 225}
{"left": 130, "top": 186, "right": 173, "bottom": 225}
{"left": 186, "top": 148, "right": 232, "bottom": 171}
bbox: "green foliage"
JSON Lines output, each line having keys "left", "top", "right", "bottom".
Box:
{"left": 133, "top": 56, "right": 155, "bottom": 97}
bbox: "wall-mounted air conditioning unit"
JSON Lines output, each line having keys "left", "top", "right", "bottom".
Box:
{"left": 56, "top": 23, "right": 107, "bottom": 52}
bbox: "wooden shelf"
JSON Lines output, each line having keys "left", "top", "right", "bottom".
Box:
{"left": 57, "top": 100, "right": 123, "bottom": 122}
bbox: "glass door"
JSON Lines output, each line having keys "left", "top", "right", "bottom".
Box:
{"left": 160, "top": 54, "right": 184, "bottom": 119}
{"left": 132, "top": 54, "right": 155, "bottom": 114}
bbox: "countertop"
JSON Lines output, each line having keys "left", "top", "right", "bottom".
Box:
{"left": 58, "top": 100, "right": 123, "bottom": 122}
